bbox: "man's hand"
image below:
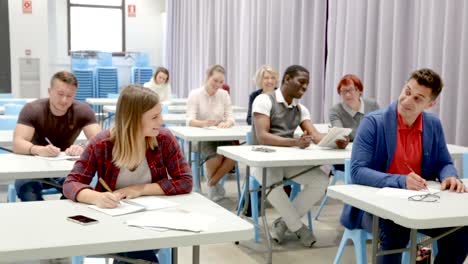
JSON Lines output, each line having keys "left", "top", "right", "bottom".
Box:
{"left": 406, "top": 172, "right": 427, "bottom": 190}
{"left": 335, "top": 136, "right": 350, "bottom": 149}
{"left": 65, "top": 145, "right": 84, "bottom": 156}
{"left": 35, "top": 145, "right": 60, "bottom": 157}
{"left": 296, "top": 130, "right": 313, "bottom": 149}
{"left": 441, "top": 176, "right": 467, "bottom": 193}
{"left": 217, "top": 121, "right": 232, "bottom": 128}
{"left": 204, "top": 120, "right": 218, "bottom": 127}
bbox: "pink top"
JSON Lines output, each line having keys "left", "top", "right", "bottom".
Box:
{"left": 186, "top": 86, "right": 235, "bottom": 125}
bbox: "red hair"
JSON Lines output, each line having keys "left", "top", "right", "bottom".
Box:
{"left": 336, "top": 74, "right": 363, "bottom": 94}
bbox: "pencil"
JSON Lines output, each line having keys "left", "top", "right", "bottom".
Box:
{"left": 98, "top": 178, "right": 113, "bottom": 192}
{"left": 45, "top": 137, "right": 53, "bottom": 145}
{"left": 404, "top": 162, "right": 415, "bottom": 173}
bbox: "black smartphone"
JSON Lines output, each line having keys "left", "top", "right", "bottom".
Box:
{"left": 67, "top": 215, "right": 99, "bottom": 225}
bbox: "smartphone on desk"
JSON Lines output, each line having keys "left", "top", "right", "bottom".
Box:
{"left": 67, "top": 215, "right": 99, "bottom": 225}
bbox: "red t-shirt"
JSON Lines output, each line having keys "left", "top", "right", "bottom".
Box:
{"left": 387, "top": 112, "right": 423, "bottom": 175}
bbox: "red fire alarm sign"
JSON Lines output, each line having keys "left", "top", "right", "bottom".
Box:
{"left": 23, "top": 0, "right": 32, "bottom": 14}
{"left": 128, "top": 4, "right": 136, "bottom": 17}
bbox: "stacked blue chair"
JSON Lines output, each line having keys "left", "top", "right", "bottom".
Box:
{"left": 131, "top": 66, "right": 153, "bottom": 85}
{"left": 73, "top": 69, "right": 95, "bottom": 103}
{"left": 95, "top": 67, "right": 119, "bottom": 98}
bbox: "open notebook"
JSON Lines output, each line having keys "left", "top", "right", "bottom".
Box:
{"left": 88, "top": 196, "right": 179, "bottom": 216}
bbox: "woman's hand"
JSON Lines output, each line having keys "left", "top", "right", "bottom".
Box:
{"left": 114, "top": 185, "right": 145, "bottom": 199}
{"left": 95, "top": 192, "right": 123, "bottom": 208}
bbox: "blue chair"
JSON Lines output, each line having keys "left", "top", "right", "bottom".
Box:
{"left": 4, "top": 103, "right": 24, "bottom": 115}
{"left": 314, "top": 167, "right": 345, "bottom": 219}
{"left": 463, "top": 153, "right": 468, "bottom": 179}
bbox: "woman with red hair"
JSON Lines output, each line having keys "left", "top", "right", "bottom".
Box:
{"left": 329, "top": 74, "right": 379, "bottom": 141}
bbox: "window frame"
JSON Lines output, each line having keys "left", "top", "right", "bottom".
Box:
{"left": 67, "top": 0, "right": 126, "bottom": 55}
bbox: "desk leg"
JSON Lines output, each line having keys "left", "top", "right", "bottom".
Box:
{"left": 188, "top": 142, "right": 197, "bottom": 192}
{"left": 261, "top": 168, "right": 273, "bottom": 264}
{"left": 372, "top": 215, "right": 379, "bottom": 264}
{"left": 192, "top": 245, "right": 200, "bottom": 264}
{"left": 172, "top": 247, "right": 178, "bottom": 264}
{"left": 197, "top": 141, "right": 202, "bottom": 192}
{"left": 409, "top": 229, "right": 417, "bottom": 264}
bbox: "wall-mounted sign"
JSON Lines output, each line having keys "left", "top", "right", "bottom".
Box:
{"left": 128, "top": 4, "right": 136, "bottom": 17}
{"left": 23, "top": 0, "right": 32, "bottom": 14}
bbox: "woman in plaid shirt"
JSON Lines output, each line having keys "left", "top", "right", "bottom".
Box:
{"left": 64, "top": 85, "right": 192, "bottom": 263}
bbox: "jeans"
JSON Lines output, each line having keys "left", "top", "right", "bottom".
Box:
{"left": 15, "top": 178, "right": 65, "bottom": 201}
{"left": 113, "top": 249, "right": 159, "bottom": 264}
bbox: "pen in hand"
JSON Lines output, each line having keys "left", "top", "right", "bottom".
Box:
{"left": 45, "top": 137, "right": 53, "bottom": 146}
{"left": 405, "top": 162, "right": 427, "bottom": 190}
{"left": 98, "top": 178, "right": 122, "bottom": 205}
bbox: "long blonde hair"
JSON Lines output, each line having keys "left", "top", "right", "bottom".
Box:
{"left": 110, "top": 85, "right": 160, "bottom": 169}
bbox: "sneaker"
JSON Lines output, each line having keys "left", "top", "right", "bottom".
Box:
{"left": 216, "top": 183, "right": 226, "bottom": 197}
{"left": 294, "top": 224, "right": 317, "bottom": 247}
{"left": 271, "top": 218, "right": 288, "bottom": 244}
{"left": 207, "top": 183, "right": 223, "bottom": 202}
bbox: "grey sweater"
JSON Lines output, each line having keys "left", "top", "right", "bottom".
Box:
{"left": 328, "top": 98, "right": 379, "bottom": 141}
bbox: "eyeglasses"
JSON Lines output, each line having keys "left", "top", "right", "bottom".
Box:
{"left": 408, "top": 192, "right": 440, "bottom": 202}
{"left": 340, "top": 87, "right": 357, "bottom": 95}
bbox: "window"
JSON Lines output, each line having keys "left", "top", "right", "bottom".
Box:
{"left": 68, "top": 0, "right": 125, "bottom": 53}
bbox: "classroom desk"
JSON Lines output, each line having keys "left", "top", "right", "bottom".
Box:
{"left": 168, "top": 126, "right": 251, "bottom": 192}
{"left": 103, "top": 105, "right": 248, "bottom": 125}
{"left": 0, "top": 130, "right": 87, "bottom": 147}
{"left": 0, "top": 192, "right": 253, "bottom": 263}
{"left": 170, "top": 98, "right": 188, "bottom": 105}
{"left": 216, "top": 144, "right": 468, "bottom": 263}
{"left": 167, "top": 105, "right": 247, "bottom": 114}
{"left": 0, "top": 153, "right": 75, "bottom": 181}
{"left": 0, "top": 98, "right": 36, "bottom": 105}
{"left": 327, "top": 181, "right": 468, "bottom": 264}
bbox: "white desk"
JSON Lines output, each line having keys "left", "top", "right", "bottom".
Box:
{"left": 170, "top": 98, "right": 188, "bottom": 105}
{"left": 0, "top": 130, "right": 88, "bottom": 147}
{"left": 327, "top": 182, "right": 468, "bottom": 264}
{"left": 85, "top": 98, "right": 118, "bottom": 106}
{"left": 103, "top": 105, "right": 248, "bottom": 125}
{"left": 169, "top": 125, "right": 251, "bottom": 192}
{"left": 167, "top": 105, "right": 246, "bottom": 114}
{"left": 0, "top": 98, "right": 36, "bottom": 104}
{"left": 0, "top": 192, "right": 253, "bottom": 263}
{"left": 217, "top": 144, "right": 468, "bottom": 263}
{"left": 0, "top": 153, "right": 75, "bottom": 181}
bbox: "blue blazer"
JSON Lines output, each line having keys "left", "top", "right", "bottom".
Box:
{"left": 340, "top": 102, "right": 458, "bottom": 229}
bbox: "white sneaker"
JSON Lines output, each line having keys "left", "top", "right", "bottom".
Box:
{"left": 207, "top": 183, "right": 222, "bottom": 202}
{"left": 216, "top": 183, "right": 226, "bottom": 197}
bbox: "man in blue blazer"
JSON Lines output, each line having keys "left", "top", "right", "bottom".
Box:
{"left": 341, "top": 68, "right": 467, "bottom": 263}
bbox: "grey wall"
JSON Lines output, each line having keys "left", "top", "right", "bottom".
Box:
{"left": 0, "top": 0, "right": 11, "bottom": 93}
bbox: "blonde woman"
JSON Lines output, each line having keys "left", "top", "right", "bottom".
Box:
{"left": 63, "top": 85, "right": 192, "bottom": 263}
{"left": 186, "top": 64, "right": 236, "bottom": 201}
{"left": 144, "top": 67, "right": 172, "bottom": 102}
{"left": 246, "top": 65, "right": 278, "bottom": 125}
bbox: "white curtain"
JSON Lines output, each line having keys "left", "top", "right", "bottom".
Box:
{"left": 166, "top": 0, "right": 328, "bottom": 122}
{"left": 325, "top": 0, "right": 468, "bottom": 145}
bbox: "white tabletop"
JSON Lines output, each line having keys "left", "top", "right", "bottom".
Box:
{"left": 218, "top": 144, "right": 468, "bottom": 168}
{"left": 169, "top": 125, "right": 251, "bottom": 142}
{"left": 85, "top": 98, "right": 118, "bottom": 106}
{"left": 0, "top": 153, "right": 76, "bottom": 181}
{"left": 0, "top": 192, "right": 253, "bottom": 262}
{"left": 327, "top": 181, "right": 468, "bottom": 230}
{"left": 0, "top": 98, "right": 36, "bottom": 104}
{"left": 170, "top": 98, "right": 188, "bottom": 105}
{"left": 167, "top": 105, "right": 246, "bottom": 114}
{"left": 0, "top": 130, "right": 87, "bottom": 147}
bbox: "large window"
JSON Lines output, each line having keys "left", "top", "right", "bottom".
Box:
{"left": 68, "top": 0, "right": 125, "bottom": 53}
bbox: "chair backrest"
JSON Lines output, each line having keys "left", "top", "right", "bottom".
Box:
{"left": 0, "top": 116, "right": 18, "bottom": 130}
{"left": 463, "top": 153, "right": 468, "bottom": 179}
{"left": 4, "top": 104, "right": 24, "bottom": 115}
{"left": 107, "top": 93, "right": 119, "bottom": 98}
{"left": 344, "top": 159, "right": 351, "bottom": 184}
{"left": 0, "top": 99, "right": 27, "bottom": 106}
{"left": 246, "top": 131, "right": 253, "bottom": 145}
{"left": 162, "top": 103, "right": 169, "bottom": 114}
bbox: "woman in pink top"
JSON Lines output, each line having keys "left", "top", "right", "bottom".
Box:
{"left": 186, "top": 64, "right": 236, "bottom": 201}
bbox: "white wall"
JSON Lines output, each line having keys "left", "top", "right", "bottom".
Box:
{"left": 9, "top": 0, "right": 166, "bottom": 97}
{"left": 9, "top": 0, "right": 50, "bottom": 98}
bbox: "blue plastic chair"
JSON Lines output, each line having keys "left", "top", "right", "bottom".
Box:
{"left": 0, "top": 99, "right": 27, "bottom": 106}
{"left": 4, "top": 103, "right": 24, "bottom": 115}
{"left": 314, "top": 167, "right": 345, "bottom": 219}
{"left": 463, "top": 153, "right": 468, "bottom": 179}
